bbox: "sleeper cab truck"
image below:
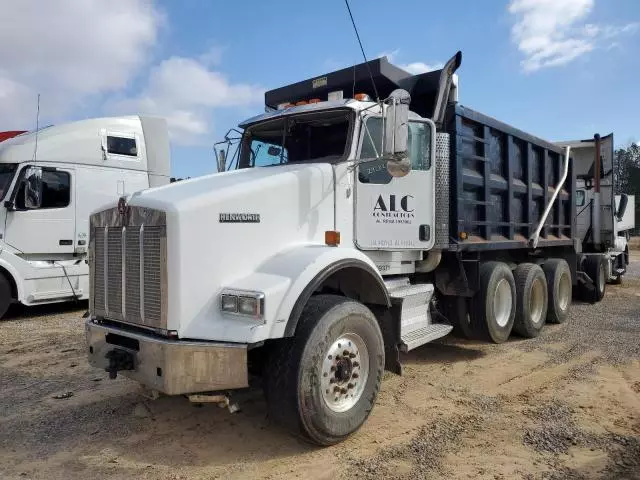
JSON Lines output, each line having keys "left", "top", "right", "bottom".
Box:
{"left": 86, "top": 52, "right": 612, "bottom": 446}
{"left": 0, "top": 116, "right": 170, "bottom": 319}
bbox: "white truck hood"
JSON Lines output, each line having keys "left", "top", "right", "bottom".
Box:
{"left": 126, "top": 162, "right": 337, "bottom": 340}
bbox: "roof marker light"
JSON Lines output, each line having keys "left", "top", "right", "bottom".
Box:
{"left": 328, "top": 90, "right": 344, "bottom": 101}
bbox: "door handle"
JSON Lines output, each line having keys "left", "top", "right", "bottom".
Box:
{"left": 59, "top": 239, "right": 73, "bottom": 246}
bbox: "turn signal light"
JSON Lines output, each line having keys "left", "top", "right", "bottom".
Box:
{"left": 354, "top": 93, "right": 371, "bottom": 101}
{"left": 459, "top": 231, "right": 468, "bottom": 240}
{"left": 308, "top": 98, "right": 321, "bottom": 104}
{"left": 295, "top": 100, "right": 308, "bottom": 106}
{"left": 325, "top": 230, "right": 341, "bottom": 246}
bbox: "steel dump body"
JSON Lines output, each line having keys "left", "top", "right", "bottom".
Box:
{"left": 444, "top": 104, "right": 575, "bottom": 252}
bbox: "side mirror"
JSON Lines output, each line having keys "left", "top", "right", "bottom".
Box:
{"left": 383, "top": 89, "right": 411, "bottom": 177}
{"left": 216, "top": 149, "right": 226, "bottom": 172}
{"left": 24, "top": 166, "right": 43, "bottom": 209}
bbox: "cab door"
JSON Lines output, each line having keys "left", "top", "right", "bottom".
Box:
{"left": 5, "top": 166, "right": 76, "bottom": 254}
{"left": 355, "top": 117, "right": 436, "bottom": 250}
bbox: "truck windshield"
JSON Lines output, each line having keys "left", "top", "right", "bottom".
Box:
{"left": 238, "top": 109, "right": 352, "bottom": 168}
{"left": 0, "top": 164, "right": 17, "bottom": 200}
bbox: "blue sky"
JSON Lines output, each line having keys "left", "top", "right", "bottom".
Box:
{"left": 1, "top": 0, "right": 638, "bottom": 179}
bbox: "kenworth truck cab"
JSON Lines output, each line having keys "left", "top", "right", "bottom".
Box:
{"left": 86, "top": 52, "right": 614, "bottom": 445}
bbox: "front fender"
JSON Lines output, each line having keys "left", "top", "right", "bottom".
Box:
{"left": 223, "top": 245, "right": 388, "bottom": 341}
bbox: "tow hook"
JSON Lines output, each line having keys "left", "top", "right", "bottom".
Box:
{"left": 105, "top": 348, "right": 135, "bottom": 379}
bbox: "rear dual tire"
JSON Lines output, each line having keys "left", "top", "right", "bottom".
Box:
{"left": 471, "top": 262, "right": 516, "bottom": 344}
{"left": 582, "top": 255, "right": 606, "bottom": 303}
{"left": 513, "top": 263, "right": 548, "bottom": 338}
{"left": 542, "top": 259, "right": 572, "bottom": 323}
{"left": 463, "top": 259, "right": 572, "bottom": 342}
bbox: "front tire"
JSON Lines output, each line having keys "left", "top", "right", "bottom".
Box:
{"left": 0, "top": 274, "right": 12, "bottom": 320}
{"left": 264, "top": 295, "right": 384, "bottom": 446}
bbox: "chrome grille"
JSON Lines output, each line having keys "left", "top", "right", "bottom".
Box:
{"left": 124, "top": 228, "right": 141, "bottom": 320}
{"left": 107, "top": 228, "right": 123, "bottom": 315}
{"left": 143, "top": 226, "right": 163, "bottom": 325}
{"left": 90, "top": 206, "right": 167, "bottom": 330}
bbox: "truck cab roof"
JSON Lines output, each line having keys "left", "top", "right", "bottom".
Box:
{"left": 0, "top": 115, "right": 170, "bottom": 180}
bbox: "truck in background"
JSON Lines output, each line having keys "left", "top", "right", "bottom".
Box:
{"left": 85, "top": 51, "right": 633, "bottom": 446}
{"left": 0, "top": 116, "right": 170, "bottom": 318}
{"left": 555, "top": 135, "right": 635, "bottom": 287}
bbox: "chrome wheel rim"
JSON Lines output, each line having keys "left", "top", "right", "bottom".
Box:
{"left": 320, "top": 333, "right": 369, "bottom": 413}
{"left": 530, "top": 277, "right": 545, "bottom": 325}
{"left": 558, "top": 272, "right": 571, "bottom": 311}
{"left": 494, "top": 278, "right": 513, "bottom": 328}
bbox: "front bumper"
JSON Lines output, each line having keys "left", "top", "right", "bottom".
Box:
{"left": 85, "top": 320, "right": 248, "bottom": 395}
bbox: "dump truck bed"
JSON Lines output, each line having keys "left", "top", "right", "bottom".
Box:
{"left": 444, "top": 104, "right": 576, "bottom": 251}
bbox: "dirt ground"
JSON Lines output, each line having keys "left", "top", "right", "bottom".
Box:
{"left": 1, "top": 255, "right": 639, "bottom": 480}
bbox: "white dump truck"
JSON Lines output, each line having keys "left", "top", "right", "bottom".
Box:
{"left": 0, "top": 116, "right": 170, "bottom": 318}
{"left": 85, "top": 52, "right": 633, "bottom": 445}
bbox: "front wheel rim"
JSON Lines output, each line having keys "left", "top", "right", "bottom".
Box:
{"left": 320, "top": 332, "right": 369, "bottom": 413}
{"left": 494, "top": 278, "right": 513, "bottom": 328}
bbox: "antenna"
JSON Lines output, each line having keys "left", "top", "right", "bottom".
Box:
{"left": 32, "top": 93, "right": 41, "bottom": 162}
{"left": 343, "top": 0, "right": 379, "bottom": 101}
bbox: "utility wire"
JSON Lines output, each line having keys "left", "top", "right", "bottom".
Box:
{"left": 343, "top": 0, "right": 379, "bottom": 101}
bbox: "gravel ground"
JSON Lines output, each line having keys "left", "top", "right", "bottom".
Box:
{"left": 0, "top": 253, "right": 639, "bottom": 480}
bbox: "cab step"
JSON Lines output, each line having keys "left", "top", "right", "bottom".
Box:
{"left": 400, "top": 324, "right": 453, "bottom": 352}
{"left": 385, "top": 278, "right": 452, "bottom": 352}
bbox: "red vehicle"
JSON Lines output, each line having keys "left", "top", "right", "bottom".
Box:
{"left": 0, "top": 131, "right": 27, "bottom": 143}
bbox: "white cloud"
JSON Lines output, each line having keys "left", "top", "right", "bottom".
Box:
{"left": 378, "top": 50, "right": 442, "bottom": 74}
{"left": 400, "top": 62, "right": 445, "bottom": 75}
{"left": 508, "top": 0, "right": 639, "bottom": 72}
{"left": 0, "top": 0, "right": 161, "bottom": 130}
{"left": 112, "top": 56, "right": 264, "bottom": 145}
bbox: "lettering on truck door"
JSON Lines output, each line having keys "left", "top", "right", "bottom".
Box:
{"left": 355, "top": 117, "right": 436, "bottom": 251}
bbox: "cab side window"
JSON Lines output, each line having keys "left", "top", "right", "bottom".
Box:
{"left": 16, "top": 170, "right": 71, "bottom": 209}
{"left": 358, "top": 118, "right": 432, "bottom": 184}
{"left": 107, "top": 136, "right": 137, "bottom": 157}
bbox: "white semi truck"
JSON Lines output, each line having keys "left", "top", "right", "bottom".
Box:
{"left": 0, "top": 116, "right": 170, "bottom": 318}
{"left": 85, "top": 52, "right": 634, "bottom": 445}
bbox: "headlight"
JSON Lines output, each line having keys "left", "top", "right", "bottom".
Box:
{"left": 220, "top": 294, "right": 238, "bottom": 313}
{"left": 220, "top": 289, "right": 265, "bottom": 321}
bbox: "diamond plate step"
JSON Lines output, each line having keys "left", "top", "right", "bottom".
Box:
{"left": 384, "top": 277, "right": 411, "bottom": 292}
{"left": 400, "top": 323, "right": 453, "bottom": 352}
{"left": 388, "top": 283, "right": 433, "bottom": 299}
